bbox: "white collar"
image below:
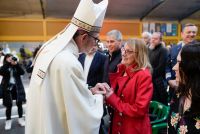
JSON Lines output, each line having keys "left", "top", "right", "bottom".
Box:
{"left": 67, "top": 39, "right": 79, "bottom": 58}
{"left": 182, "top": 42, "right": 186, "bottom": 47}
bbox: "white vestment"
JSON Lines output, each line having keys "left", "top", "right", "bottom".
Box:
{"left": 25, "top": 40, "right": 103, "bottom": 134}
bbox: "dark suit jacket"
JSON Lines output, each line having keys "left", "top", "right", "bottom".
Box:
{"left": 108, "top": 49, "right": 122, "bottom": 73}
{"left": 165, "top": 43, "right": 182, "bottom": 82}
{"left": 166, "top": 40, "right": 198, "bottom": 82}
{"left": 78, "top": 51, "right": 109, "bottom": 87}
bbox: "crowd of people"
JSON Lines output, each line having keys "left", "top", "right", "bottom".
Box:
{"left": 0, "top": 0, "right": 199, "bottom": 133}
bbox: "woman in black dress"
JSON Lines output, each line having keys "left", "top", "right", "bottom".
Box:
{"left": 168, "top": 43, "right": 200, "bottom": 134}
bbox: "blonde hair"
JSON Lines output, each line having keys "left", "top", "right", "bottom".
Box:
{"left": 126, "top": 38, "right": 152, "bottom": 71}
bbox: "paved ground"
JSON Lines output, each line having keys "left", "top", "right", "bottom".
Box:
{"left": 0, "top": 76, "right": 29, "bottom": 134}
{"left": 0, "top": 118, "right": 25, "bottom": 134}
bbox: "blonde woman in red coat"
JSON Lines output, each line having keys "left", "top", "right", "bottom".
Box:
{"left": 105, "top": 38, "right": 153, "bottom": 134}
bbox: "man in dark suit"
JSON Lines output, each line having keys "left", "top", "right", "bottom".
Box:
{"left": 166, "top": 23, "right": 198, "bottom": 101}
{"left": 78, "top": 47, "right": 109, "bottom": 134}
{"left": 78, "top": 48, "right": 109, "bottom": 87}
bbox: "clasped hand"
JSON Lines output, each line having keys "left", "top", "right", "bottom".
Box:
{"left": 90, "top": 83, "right": 113, "bottom": 97}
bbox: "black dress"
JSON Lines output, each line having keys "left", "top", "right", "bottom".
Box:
{"left": 168, "top": 92, "right": 200, "bottom": 134}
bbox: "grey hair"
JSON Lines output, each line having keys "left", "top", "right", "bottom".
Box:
{"left": 142, "top": 31, "right": 152, "bottom": 39}
{"left": 106, "top": 30, "right": 123, "bottom": 41}
{"left": 152, "top": 32, "right": 162, "bottom": 40}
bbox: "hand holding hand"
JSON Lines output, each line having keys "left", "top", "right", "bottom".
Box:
{"left": 90, "top": 83, "right": 110, "bottom": 95}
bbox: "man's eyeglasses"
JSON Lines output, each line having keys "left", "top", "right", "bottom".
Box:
{"left": 87, "top": 33, "right": 100, "bottom": 45}
{"left": 73, "top": 30, "right": 100, "bottom": 45}
{"left": 121, "top": 47, "right": 136, "bottom": 54}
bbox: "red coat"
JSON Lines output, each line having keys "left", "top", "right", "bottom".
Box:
{"left": 106, "top": 64, "right": 153, "bottom": 134}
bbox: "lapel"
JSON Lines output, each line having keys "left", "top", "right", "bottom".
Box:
{"left": 88, "top": 52, "right": 99, "bottom": 79}
{"left": 177, "top": 43, "right": 182, "bottom": 52}
{"left": 78, "top": 53, "right": 86, "bottom": 69}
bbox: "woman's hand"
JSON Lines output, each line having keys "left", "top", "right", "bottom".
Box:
{"left": 105, "top": 87, "right": 113, "bottom": 98}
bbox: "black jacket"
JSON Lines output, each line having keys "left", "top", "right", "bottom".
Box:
{"left": 148, "top": 44, "right": 168, "bottom": 79}
{"left": 108, "top": 49, "right": 122, "bottom": 73}
{"left": 0, "top": 63, "right": 26, "bottom": 106}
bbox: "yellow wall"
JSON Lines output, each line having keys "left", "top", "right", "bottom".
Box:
{"left": 0, "top": 19, "right": 44, "bottom": 41}
{"left": 100, "top": 20, "right": 141, "bottom": 40}
{"left": 0, "top": 18, "right": 199, "bottom": 44}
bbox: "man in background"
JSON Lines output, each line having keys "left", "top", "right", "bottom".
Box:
{"left": 166, "top": 23, "right": 198, "bottom": 101}
{"left": 78, "top": 46, "right": 109, "bottom": 88}
{"left": 106, "top": 30, "right": 123, "bottom": 73}
{"left": 142, "top": 31, "right": 152, "bottom": 47}
{"left": 78, "top": 46, "right": 109, "bottom": 134}
{"left": 148, "top": 32, "right": 168, "bottom": 105}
